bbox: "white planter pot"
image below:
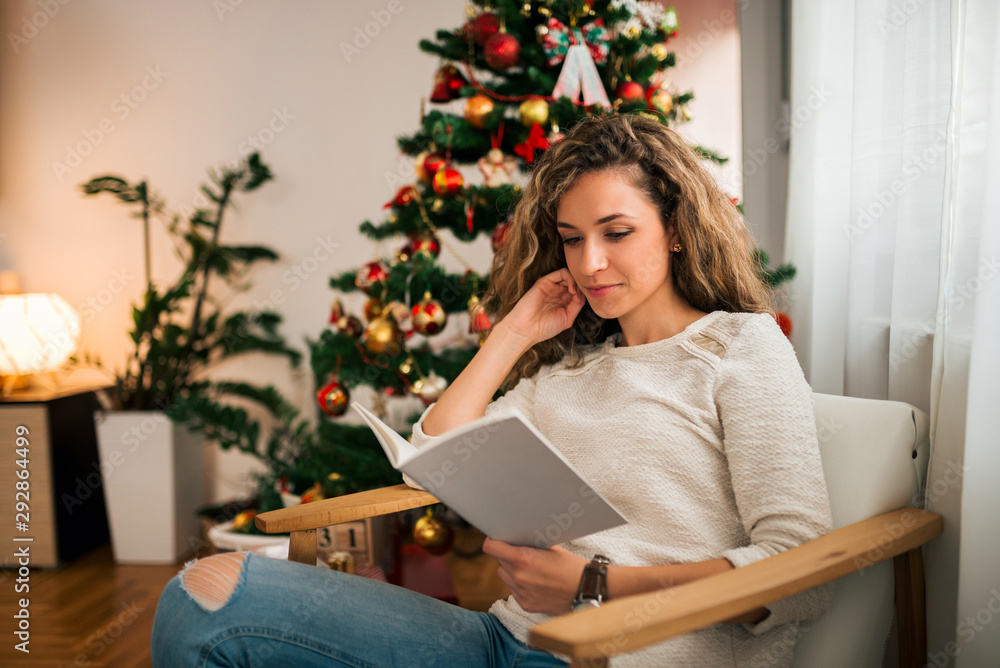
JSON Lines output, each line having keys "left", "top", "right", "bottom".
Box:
{"left": 94, "top": 411, "right": 206, "bottom": 564}
{"left": 207, "top": 519, "right": 289, "bottom": 554}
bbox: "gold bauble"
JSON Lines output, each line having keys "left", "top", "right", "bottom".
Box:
{"left": 648, "top": 88, "right": 673, "bottom": 116}
{"left": 625, "top": 24, "right": 642, "bottom": 40}
{"left": 411, "top": 291, "right": 447, "bottom": 336}
{"left": 651, "top": 43, "right": 668, "bottom": 61}
{"left": 413, "top": 508, "right": 453, "bottom": 555}
{"left": 519, "top": 98, "right": 549, "bottom": 127}
{"left": 464, "top": 94, "right": 495, "bottom": 130}
{"left": 364, "top": 315, "right": 404, "bottom": 355}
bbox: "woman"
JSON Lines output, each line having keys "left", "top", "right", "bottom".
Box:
{"left": 151, "top": 114, "right": 832, "bottom": 667}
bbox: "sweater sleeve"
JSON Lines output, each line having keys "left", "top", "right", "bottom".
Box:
{"left": 401, "top": 372, "right": 540, "bottom": 491}
{"left": 714, "top": 314, "right": 834, "bottom": 635}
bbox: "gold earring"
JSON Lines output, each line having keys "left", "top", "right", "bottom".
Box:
{"left": 672, "top": 243, "right": 682, "bottom": 252}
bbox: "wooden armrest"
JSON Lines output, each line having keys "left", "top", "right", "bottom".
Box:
{"left": 528, "top": 507, "right": 942, "bottom": 663}
{"left": 254, "top": 483, "right": 439, "bottom": 534}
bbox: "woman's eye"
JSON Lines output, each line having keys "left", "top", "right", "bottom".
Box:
{"left": 606, "top": 231, "right": 631, "bottom": 241}
{"left": 561, "top": 237, "right": 582, "bottom": 247}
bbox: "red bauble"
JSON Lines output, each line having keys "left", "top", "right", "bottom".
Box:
{"left": 316, "top": 377, "right": 349, "bottom": 417}
{"left": 774, "top": 311, "right": 793, "bottom": 337}
{"left": 411, "top": 292, "right": 447, "bottom": 336}
{"left": 433, "top": 167, "right": 464, "bottom": 197}
{"left": 417, "top": 153, "right": 446, "bottom": 184}
{"left": 409, "top": 230, "right": 441, "bottom": 259}
{"left": 491, "top": 220, "right": 511, "bottom": 253}
{"left": 355, "top": 261, "right": 388, "bottom": 295}
{"left": 484, "top": 32, "right": 520, "bottom": 70}
{"left": 467, "top": 294, "right": 493, "bottom": 334}
{"left": 471, "top": 12, "right": 500, "bottom": 46}
{"left": 469, "top": 306, "right": 492, "bottom": 333}
{"left": 615, "top": 80, "right": 645, "bottom": 103}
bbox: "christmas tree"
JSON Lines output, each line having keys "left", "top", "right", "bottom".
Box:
{"left": 250, "top": 1, "right": 792, "bottom": 540}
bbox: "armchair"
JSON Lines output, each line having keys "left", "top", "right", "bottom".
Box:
{"left": 255, "top": 393, "right": 941, "bottom": 667}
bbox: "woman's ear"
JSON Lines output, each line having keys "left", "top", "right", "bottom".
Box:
{"left": 666, "top": 223, "right": 680, "bottom": 247}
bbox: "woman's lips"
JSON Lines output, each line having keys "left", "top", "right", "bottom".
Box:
{"left": 585, "top": 284, "right": 619, "bottom": 298}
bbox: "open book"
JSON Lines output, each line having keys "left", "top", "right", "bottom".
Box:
{"left": 351, "top": 402, "right": 627, "bottom": 548}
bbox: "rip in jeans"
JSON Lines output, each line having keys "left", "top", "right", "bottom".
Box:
{"left": 178, "top": 552, "right": 249, "bottom": 612}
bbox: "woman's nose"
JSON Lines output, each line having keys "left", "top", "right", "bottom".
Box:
{"left": 580, "top": 239, "right": 608, "bottom": 274}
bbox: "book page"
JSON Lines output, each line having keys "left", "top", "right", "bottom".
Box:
{"left": 396, "top": 409, "right": 627, "bottom": 548}
{"left": 350, "top": 402, "right": 417, "bottom": 468}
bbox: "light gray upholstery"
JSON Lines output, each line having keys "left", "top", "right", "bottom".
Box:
{"left": 790, "top": 393, "right": 930, "bottom": 668}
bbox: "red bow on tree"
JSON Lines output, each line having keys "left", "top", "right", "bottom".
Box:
{"left": 514, "top": 123, "right": 551, "bottom": 164}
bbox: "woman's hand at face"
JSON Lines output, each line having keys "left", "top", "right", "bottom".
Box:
{"left": 483, "top": 537, "right": 587, "bottom": 615}
{"left": 499, "top": 268, "right": 585, "bottom": 347}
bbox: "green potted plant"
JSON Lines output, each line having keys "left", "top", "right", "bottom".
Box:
{"left": 82, "top": 153, "right": 308, "bottom": 564}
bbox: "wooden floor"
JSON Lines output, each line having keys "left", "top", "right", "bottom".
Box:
{"left": 0, "top": 542, "right": 202, "bottom": 668}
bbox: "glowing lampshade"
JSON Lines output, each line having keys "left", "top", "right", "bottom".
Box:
{"left": 0, "top": 293, "right": 81, "bottom": 375}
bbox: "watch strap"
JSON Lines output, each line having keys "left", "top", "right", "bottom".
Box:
{"left": 573, "top": 554, "right": 610, "bottom": 608}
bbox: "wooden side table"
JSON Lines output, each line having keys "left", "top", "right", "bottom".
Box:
{"left": 0, "top": 383, "right": 112, "bottom": 567}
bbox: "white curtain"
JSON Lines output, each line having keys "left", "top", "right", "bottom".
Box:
{"left": 785, "top": 0, "right": 1000, "bottom": 664}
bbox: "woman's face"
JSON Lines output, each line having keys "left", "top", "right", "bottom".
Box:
{"left": 555, "top": 170, "right": 679, "bottom": 323}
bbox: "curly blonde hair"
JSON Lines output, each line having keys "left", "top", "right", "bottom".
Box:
{"left": 481, "top": 113, "right": 772, "bottom": 388}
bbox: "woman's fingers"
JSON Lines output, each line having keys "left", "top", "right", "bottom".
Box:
{"left": 557, "top": 269, "right": 577, "bottom": 295}
{"left": 542, "top": 267, "right": 578, "bottom": 296}
{"left": 483, "top": 536, "right": 512, "bottom": 560}
{"left": 501, "top": 268, "right": 583, "bottom": 346}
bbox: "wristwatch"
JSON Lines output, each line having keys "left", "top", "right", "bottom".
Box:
{"left": 572, "top": 554, "right": 611, "bottom": 612}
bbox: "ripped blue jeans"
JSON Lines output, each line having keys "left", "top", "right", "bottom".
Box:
{"left": 151, "top": 551, "right": 570, "bottom": 668}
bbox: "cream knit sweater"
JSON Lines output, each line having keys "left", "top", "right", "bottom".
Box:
{"left": 405, "top": 310, "right": 833, "bottom": 667}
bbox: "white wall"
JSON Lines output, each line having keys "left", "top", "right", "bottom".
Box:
{"left": 666, "top": 0, "right": 743, "bottom": 199}
{"left": 0, "top": 0, "right": 742, "bottom": 503}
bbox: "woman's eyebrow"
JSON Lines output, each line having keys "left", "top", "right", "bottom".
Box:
{"left": 556, "top": 213, "right": 633, "bottom": 229}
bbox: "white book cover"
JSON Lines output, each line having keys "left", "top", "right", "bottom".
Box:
{"left": 351, "top": 402, "right": 627, "bottom": 548}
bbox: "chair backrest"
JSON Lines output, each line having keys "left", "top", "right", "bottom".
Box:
{"left": 790, "top": 393, "right": 930, "bottom": 668}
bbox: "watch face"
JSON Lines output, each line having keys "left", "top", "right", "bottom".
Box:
{"left": 573, "top": 598, "right": 601, "bottom": 613}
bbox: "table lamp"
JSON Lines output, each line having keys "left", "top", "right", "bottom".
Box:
{"left": 0, "top": 273, "right": 81, "bottom": 395}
